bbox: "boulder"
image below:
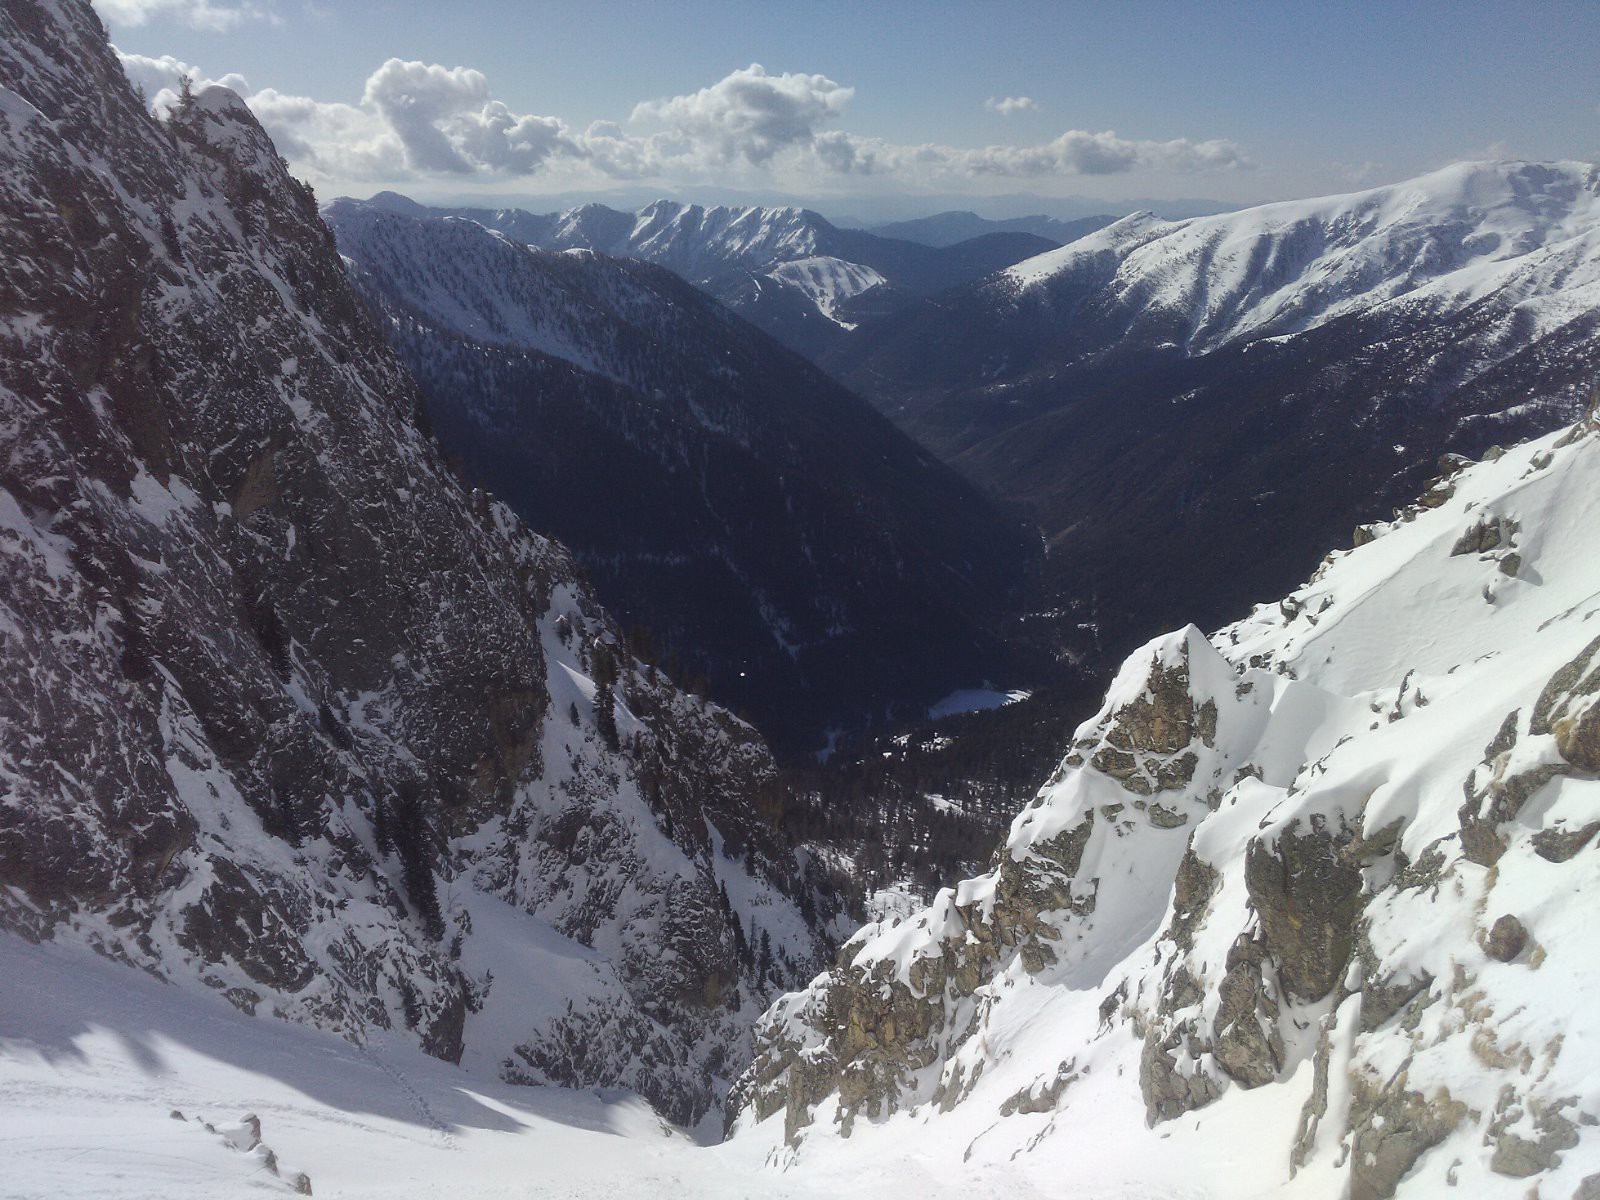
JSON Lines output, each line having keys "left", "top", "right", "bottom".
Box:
{"left": 1485, "top": 914, "right": 1528, "bottom": 963}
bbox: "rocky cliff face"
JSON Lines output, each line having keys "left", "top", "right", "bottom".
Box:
{"left": 734, "top": 407, "right": 1600, "bottom": 1195}
{"left": 0, "top": 0, "right": 834, "bottom": 1130}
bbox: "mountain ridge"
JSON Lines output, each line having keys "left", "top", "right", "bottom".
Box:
{"left": 350, "top": 191, "right": 1058, "bottom": 356}
{"left": 830, "top": 158, "right": 1600, "bottom": 671}
{"left": 325, "top": 196, "right": 1035, "bottom": 752}
{"left": 0, "top": 0, "right": 843, "bottom": 1131}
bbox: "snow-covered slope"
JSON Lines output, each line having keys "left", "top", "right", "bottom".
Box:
{"left": 734, "top": 408, "right": 1600, "bottom": 1198}
{"left": 766, "top": 256, "right": 887, "bottom": 329}
{"left": 1002, "top": 160, "right": 1600, "bottom": 352}
{"left": 0, "top": 0, "right": 836, "bottom": 1133}
{"left": 0, "top": 929, "right": 1063, "bottom": 1199}
{"left": 626, "top": 200, "right": 822, "bottom": 271}
{"left": 863, "top": 160, "right": 1600, "bottom": 416}
{"left": 328, "top": 208, "right": 680, "bottom": 389}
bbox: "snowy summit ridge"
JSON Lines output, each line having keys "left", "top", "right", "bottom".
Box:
{"left": 833, "top": 159, "right": 1600, "bottom": 680}
{"left": 1001, "top": 159, "right": 1600, "bottom": 354}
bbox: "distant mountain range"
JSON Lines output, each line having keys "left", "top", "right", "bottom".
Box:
{"left": 326, "top": 198, "right": 1033, "bottom": 752}
{"left": 828, "top": 160, "right": 1600, "bottom": 666}
{"left": 867, "top": 211, "right": 1114, "bottom": 248}
{"left": 383, "top": 187, "right": 1239, "bottom": 228}
{"left": 357, "top": 192, "right": 1055, "bottom": 358}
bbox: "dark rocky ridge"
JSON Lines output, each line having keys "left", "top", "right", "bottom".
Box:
{"left": 0, "top": 0, "right": 837, "bottom": 1128}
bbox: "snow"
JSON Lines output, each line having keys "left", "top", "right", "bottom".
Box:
{"left": 1002, "top": 160, "right": 1600, "bottom": 354}
{"left": 0, "top": 931, "right": 1112, "bottom": 1199}
{"left": 862, "top": 883, "right": 926, "bottom": 925}
{"left": 766, "top": 256, "right": 885, "bottom": 328}
{"left": 330, "top": 210, "right": 630, "bottom": 384}
{"left": 926, "top": 687, "right": 1031, "bottom": 720}
{"left": 0, "top": 85, "right": 44, "bottom": 127}
{"left": 1004, "top": 209, "right": 1171, "bottom": 288}
{"left": 332, "top": 196, "right": 882, "bottom": 333}
{"left": 628, "top": 201, "right": 819, "bottom": 267}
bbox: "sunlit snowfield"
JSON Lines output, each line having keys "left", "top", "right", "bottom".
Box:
{"left": 5, "top": 931, "right": 1342, "bottom": 1200}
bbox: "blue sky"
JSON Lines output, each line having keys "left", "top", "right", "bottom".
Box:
{"left": 100, "top": 0, "right": 1600, "bottom": 217}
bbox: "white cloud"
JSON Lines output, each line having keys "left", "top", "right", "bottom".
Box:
{"left": 246, "top": 87, "right": 406, "bottom": 179}
{"left": 360, "top": 59, "right": 583, "bottom": 175}
{"left": 630, "top": 64, "right": 853, "bottom": 166}
{"left": 113, "top": 49, "right": 1250, "bottom": 189}
{"left": 985, "top": 95, "right": 1036, "bottom": 116}
{"left": 815, "top": 129, "right": 1250, "bottom": 179}
{"left": 95, "top": 0, "right": 273, "bottom": 32}
{"left": 113, "top": 49, "right": 247, "bottom": 112}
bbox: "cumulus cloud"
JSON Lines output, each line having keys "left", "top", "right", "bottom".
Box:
{"left": 630, "top": 64, "right": 853, "bottom": 166}
{"left": 114, "top": 49, "right": 247, "bottom": 112}
{"left": 113, "top": 49, "right": 1250, "bottom": 189}
{"left": 357, "top": 59, "right": 584, "bottom": 175}
{"left": 95, "top": 0, "right": 273, "bottom": 32}
{"left": 580, "top": 120, "right": 659, "bottom": 179}
{"left": 985, "top": 95, "right": 1036, "bottom": 116}
{"left": 813, "top": 129, "right": 1250, "bottom": 179}
{"left": 115, "top": 48, "right": 580, "bottom": 181}
{"left": 246, "top": 86, "right": 406, "bottom": 179}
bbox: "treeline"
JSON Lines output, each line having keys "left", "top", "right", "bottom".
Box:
{"left": 778, "top": 671, "right": 1111, "bottom": 906}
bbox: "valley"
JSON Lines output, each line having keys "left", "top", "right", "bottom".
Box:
{"left": 2, "top": 3, "right": 1598, "bottom": 1197}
